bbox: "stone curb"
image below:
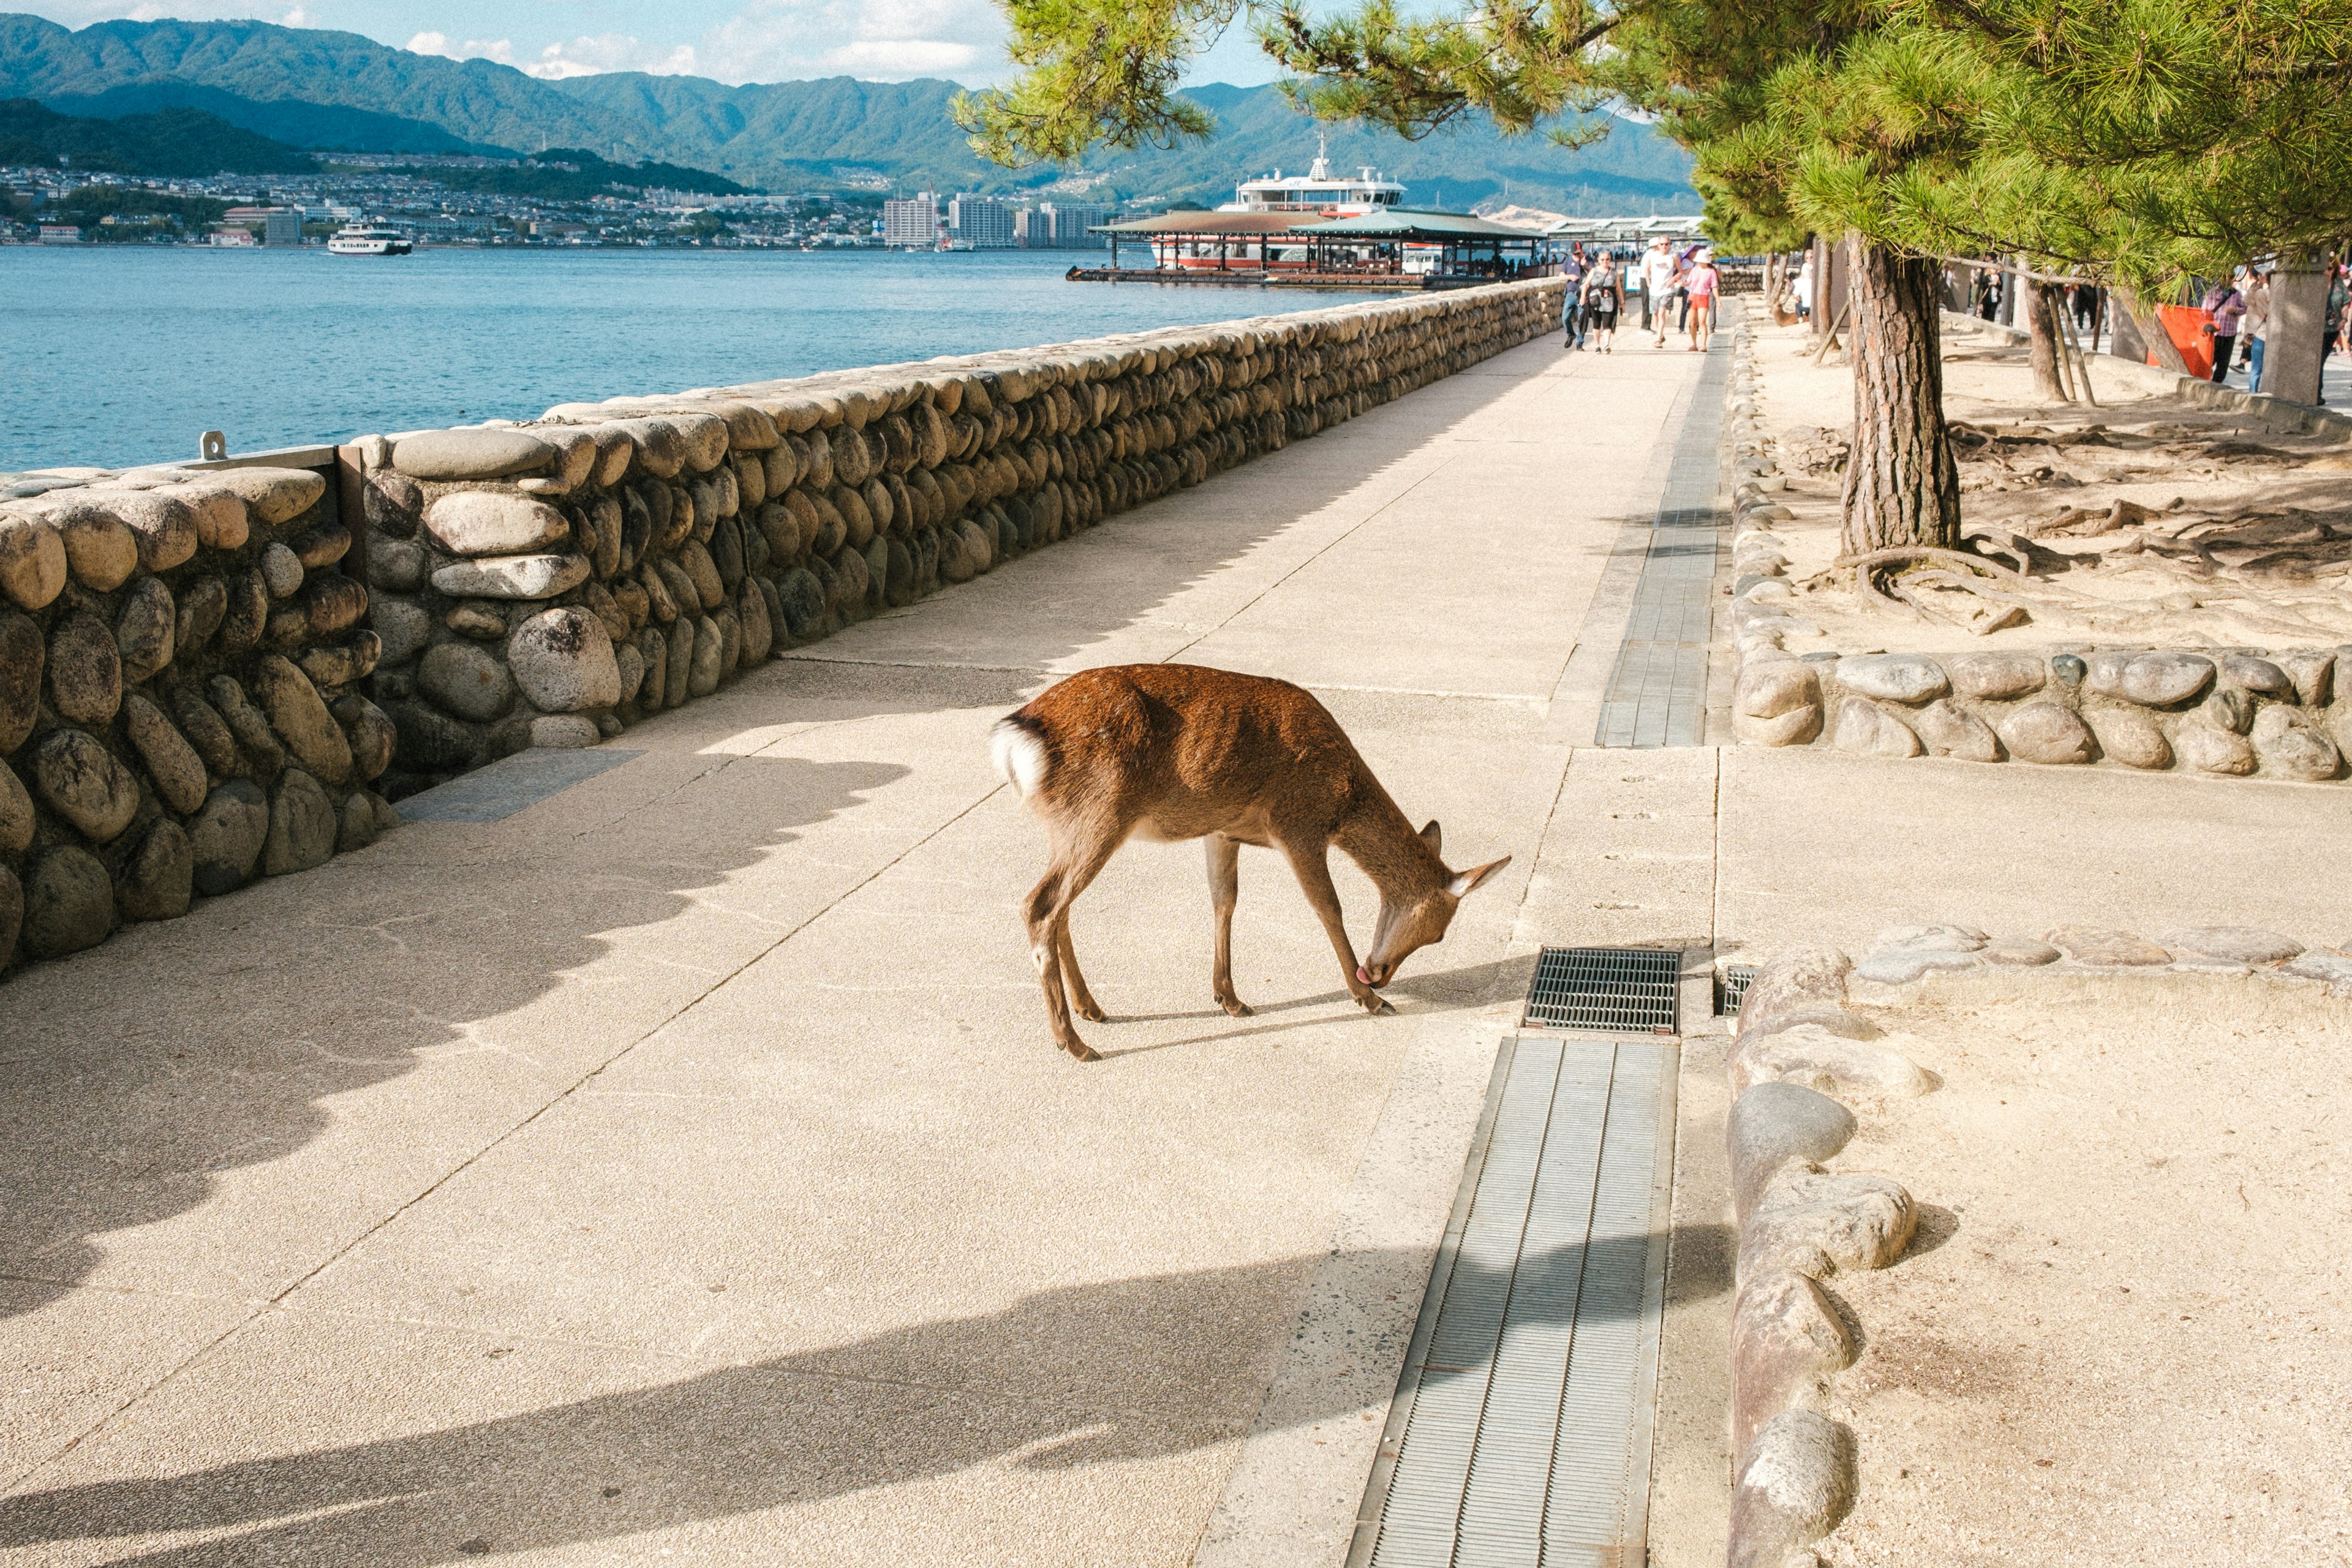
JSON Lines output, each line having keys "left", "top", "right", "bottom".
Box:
{"left": 1721, "top": 946, "right": 1922, "bottom": 1568}
{"left": 1721, "top": 918, "right": 2351, "bottom": 1566}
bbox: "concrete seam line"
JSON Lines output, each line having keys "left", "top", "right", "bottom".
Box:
{"left": 0, "top": 780, "right": 1012, "bottom": 1495}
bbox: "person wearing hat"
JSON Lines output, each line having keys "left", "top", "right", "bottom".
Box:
{"left": 1643, "top": 238, "right": 1679, "bottom": 347}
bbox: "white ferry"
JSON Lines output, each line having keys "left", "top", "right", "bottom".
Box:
{"left": 328, "top": 224, "right": 413, "bottom": 256}
{"left": 1218, "top": 133, "right": 1404, "bottom": 217}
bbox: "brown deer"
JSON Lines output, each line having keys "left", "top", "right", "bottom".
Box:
{"left": 990, "top": 664, "right": 1511, "bottom": 1060}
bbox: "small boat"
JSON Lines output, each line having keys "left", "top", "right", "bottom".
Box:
{"left": 328, "top": 224, "right": 413, "bottom": 257}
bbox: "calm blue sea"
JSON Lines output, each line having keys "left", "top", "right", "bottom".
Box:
{"left": 2, "top": 247, "right": 1392, "bottom": 472}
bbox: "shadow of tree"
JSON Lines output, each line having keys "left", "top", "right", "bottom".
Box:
{"left": 0, "top": 1232, "right": 1731, "bottom": 1565}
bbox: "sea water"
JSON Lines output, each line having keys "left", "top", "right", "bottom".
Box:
{"left": 2, "top": 247, "right": 1391, "bottom": 471}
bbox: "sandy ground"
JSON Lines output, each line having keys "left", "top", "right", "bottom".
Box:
{"left": 1747, "top": 318, "right": 2352, "bottom": 652}
{"left": 1815, "top": 971, "right": 2352, "bottom": 1566}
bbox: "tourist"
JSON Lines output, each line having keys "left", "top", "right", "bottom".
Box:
{"left": 2328, "top": 264, "right": 2350, "bottom": 364}
{"left": 2203, "top": 271, "right": 2246, "bottom": 384}
{"left": 1583, "top": 252, "right": 1625, "bottom": 353}
{"left": 1644, "top": 239, "right": 1678, "bottom": 344}
{"left": 2070, "top": 282, "right": 2101, "bottom": 348}
{"left": 2241, "top": 267, "right": 2271, "bottom": 393}
{"left": 1792, "top": 251, "right": 1814, "bottom": 323}
{"left": 1561, "top": 247, "right": 1587, "bottom": 349}
{"left": 1973, "top": 267, "right": 2001, "bottom": 321}
{"left": 1685, "top": 249, "right": 1721, "bottom": 352}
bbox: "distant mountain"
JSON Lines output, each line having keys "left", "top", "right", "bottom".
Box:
{"left": 0, "top": 12, "right": 1697, "bottom": 212}
{"left": 43, "top": 80, "right": 514, "bottom": 156}
{"left": 0, "top": 94, "right": 315, "bottom": 175}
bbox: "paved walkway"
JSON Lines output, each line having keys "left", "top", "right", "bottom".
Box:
{"left": 0, "top": 331, "right": 1711, "bottom": 1567}
{"left": 13, "top": 315, "right": 2352, "bottom": 1568}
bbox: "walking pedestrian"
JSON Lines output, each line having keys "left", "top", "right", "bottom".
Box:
{"left": 1560, "top": 246, "right": 1587, "bottom": 349}
{"left": 1644, "top": 238, "right": 1678, "bottom": 346}
{"left": 2241, "top": 267, "right": 2271, "bottom": 392}
{"left": 2203, "top": 271, "right": 2246, "bottom": 384}
{"left": 1973, "top": 266, "right": 2002, "bottom": 322}
{"left": 1792, "top": 251, "right": 1814, "bottom": 323}
{"left": 1583, "top": 251, "right": 1625, "bottom": 353}
{"left": 1685, "top": 249, "right": 1720, "bottom": 351}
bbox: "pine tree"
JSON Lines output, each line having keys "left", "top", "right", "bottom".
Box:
{"left": 957, "top": 0, "right": 2352, "bottom": 551}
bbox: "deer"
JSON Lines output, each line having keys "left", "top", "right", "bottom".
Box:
{"left": 989, "top": 664, "right": 1512, "bottom": 1060}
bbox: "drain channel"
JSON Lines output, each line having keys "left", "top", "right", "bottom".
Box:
{"left": 1523, "top": 948, "right": 1681, "bottom": 1035}
{"left": 1351, "top": 1034, "right": 1678, "bottom": 1568}
{"left": 1593, "top": 332, "right": 1733, "bottom": 749}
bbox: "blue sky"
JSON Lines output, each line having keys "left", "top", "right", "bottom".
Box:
{"left": 18, "top": 0, "right": 1286, "bottom": 87}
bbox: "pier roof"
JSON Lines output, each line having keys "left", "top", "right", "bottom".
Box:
{"left": 1297, "top": 209, "right": 1540, "bottom": 240}
{"left": 1093, "top": 211, "right": 1313, "bottom": 235}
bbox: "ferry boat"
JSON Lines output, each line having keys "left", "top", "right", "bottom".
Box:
{"left": 1140, "top": 134, "right": 1408, "bottom": 272}
{"left": 328, "top": 224, "right": 413, "bottom": 256}
{"left": 1218, "top": 133, "right": 1404, "bottom": 217}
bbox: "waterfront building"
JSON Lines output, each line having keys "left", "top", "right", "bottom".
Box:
{"left": 36, "top": 224, "right": 82, "bottom": 244}
{"left": 222, "top": 205, "right": 302, "bottom": 245}
{"left": 883, "top": 193, "right": 941, "bottom": 247}
{"left": 1030, "top": 202, "right": 1113, "bottom": 249}
{"left": 946, "top": 194, "right": 1017, "bottom": 249}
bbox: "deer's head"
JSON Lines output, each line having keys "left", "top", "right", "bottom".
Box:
{"left": 1359, "top": 821, "right": 1510, "bottom": 989}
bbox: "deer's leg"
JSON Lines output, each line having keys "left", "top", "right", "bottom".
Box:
{"left": 1022, "top": 832, "right": 1120, "bottom": 1060}
{"left": 1206, "top": 834, "right": 1251, "bottom": 1018}
{"left": 1278, "top": 837, "right": 1395, "bottom": 1018}
{"left": 1055, "top": 914, "right": 1107, "bottom": 1023}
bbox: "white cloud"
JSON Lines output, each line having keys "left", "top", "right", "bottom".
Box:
{"left": 700, "top": 0, "right": 1005, "bottom": 83}
{"left": 817, "top": 39, "right": 978, "bottom": 74}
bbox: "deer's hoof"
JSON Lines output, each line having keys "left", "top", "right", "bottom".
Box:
{"left": 1219, "top": 997, "right": 1254, "bottom": 1019}
{"left": 1361, "top": 995, "right": 1396, "bottom": 1017}
{"left": 1075, "top": 1000, "right": 1109, "bottom": 1023}
{"left": 1061, "top": 1035, "right": 1102, "bottom": 1062}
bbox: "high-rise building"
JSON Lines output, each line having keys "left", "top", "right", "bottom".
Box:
{"left": 1033, "top": 202, "right": 1113, "bottom": 249}
{"left": 881, "top": 193, "right": 941, "bottom": 247}
{"left": 945, "top": 194, "right": 1017, "bottom": 249}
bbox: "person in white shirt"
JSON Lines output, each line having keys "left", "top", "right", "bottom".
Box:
{"left": 1792, "top": 254, "right": 1815, "bottom": 322}
{"left": 1643, "top": 240, "right": 1679, "bottom": 347}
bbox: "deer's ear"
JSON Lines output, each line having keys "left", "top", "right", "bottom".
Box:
{"left": 1420, "top": 820, "right": 1443, "bottom": 854}
{"left": 1447, "top": 856, "right": 1510, "bottom": 899}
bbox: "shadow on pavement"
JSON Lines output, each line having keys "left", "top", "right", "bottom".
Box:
{"left": 0, "top": 1233, "right": 1732, "bottom": 1565}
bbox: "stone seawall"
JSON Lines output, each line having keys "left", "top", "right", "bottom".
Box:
{"left": 0, "top": 277, "right": 1564, "bottom": 974}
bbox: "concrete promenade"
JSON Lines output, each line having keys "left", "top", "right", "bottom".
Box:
{"left": 7, "top": 318, "right": 2352, "bottom": 1567}
{"left": 0, "top": 330, "right": 1698, "bottom": 1567}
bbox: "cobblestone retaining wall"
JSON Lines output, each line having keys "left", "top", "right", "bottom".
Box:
{"left": 0, "top": 278, "right": 1564, "bottom": 975}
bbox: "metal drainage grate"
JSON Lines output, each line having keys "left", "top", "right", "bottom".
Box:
{"left": 1523, "top": 948, "right": 1680, "bottom": 1035}
{"left": 1717, "top": 965, "right": 1757, "bottom": 1017}
{"left": 1352, "top": 1033, "right": 1679, "bottom": 1568}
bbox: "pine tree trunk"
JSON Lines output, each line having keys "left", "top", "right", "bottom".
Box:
{"left": 2024, "top": 282, "right": 2069, "bottom": 401}
{"left": 1840, "top": 240, "right": 1960, "bottom": 555}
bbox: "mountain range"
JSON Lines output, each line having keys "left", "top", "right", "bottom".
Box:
{"left": 0, "top": 12, "right": 1698, "bottom": 213}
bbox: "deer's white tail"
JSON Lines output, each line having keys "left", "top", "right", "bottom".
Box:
{"left": 990, "top": 715, "right": 1050, "bottom": 800}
